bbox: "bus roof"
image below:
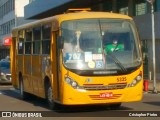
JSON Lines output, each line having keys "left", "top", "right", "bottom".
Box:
{"left": 12, "top": 11, "right": 132, "bottom": 31}
{"left": 57, "top": 11, "right": 132, "bottom": 22}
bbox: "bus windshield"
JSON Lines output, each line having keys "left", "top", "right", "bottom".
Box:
{"left": 61, "top": 18, "right": 141, "bottom": 73}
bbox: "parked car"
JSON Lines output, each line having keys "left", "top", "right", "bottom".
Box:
{"left": 0, "top": 60, "right": 11, "bottom": 84}
{"left": 0, "top": 56, "right": 10, "bottom": 62}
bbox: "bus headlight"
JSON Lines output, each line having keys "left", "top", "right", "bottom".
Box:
{"left": 131, "top": 79, "right": 137, "bottom": 87}
{"left": 65, "top": 77, "right": 71, "bottom": 84}
{"left": 127, "top": 74, "right": 142, "bottom": 87}
{"left": 65, "top": 76, "right": 79, "bottom": 89}
{"left": 136, "top": 75, "right": 142, "bottom": 81}
{"left": 71, "top": 81, "right": 78, "bottom": 87}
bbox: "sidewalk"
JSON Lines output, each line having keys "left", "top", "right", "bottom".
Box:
{"left": 146, "top": 80, "right": 160, "bottom": 93}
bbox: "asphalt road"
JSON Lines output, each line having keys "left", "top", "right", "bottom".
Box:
{"left": 0, "top": 85, "right": 160, "bottom": 119}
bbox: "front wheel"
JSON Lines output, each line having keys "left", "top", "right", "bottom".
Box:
{"left": 45, "top": 83, "right": 58, "bottom": 110}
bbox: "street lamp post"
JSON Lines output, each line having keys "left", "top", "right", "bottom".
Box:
{"left": 146, "top": 0, "right": 157, "bottom": 93}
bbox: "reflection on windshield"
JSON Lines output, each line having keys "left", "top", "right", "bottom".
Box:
{"left": 61, "top": 19, "right": 141, "bottom": 72}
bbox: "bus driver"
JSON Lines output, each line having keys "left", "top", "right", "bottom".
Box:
{"left": 104, "top": 37, "right": 124, "bottom": 54}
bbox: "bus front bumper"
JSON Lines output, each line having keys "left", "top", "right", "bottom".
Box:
{"left": 61, "top": 81, "right": 143, "bottom": 105}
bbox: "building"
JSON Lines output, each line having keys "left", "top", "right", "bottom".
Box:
{"left": 0, "top": 0, "right": 32, "bottom": 60}
{"left": 24, "top": 0, "right": 160, "bottom": 80}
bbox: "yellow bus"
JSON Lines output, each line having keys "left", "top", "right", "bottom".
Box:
{"left": 11, "top": 9, "right": 143, "bottom": 110}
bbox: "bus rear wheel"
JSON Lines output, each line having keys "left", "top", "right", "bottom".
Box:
{"left": 19, "top": 77, "right": 29, "bottom": 100}
{"left": 45, "top": 83, "right": 58, "bottom": 110}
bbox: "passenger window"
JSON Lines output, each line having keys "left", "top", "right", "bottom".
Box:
{"left": 18, "top": 30, "right": 24, "bottom": 54}
{"left": 25, "top": 29, "right": 32, "bottom": 54}
{"left": 42, "top": 23, "right": 51, "bottom": 54}
{"left": 33, "top": 26, "right": 41, "bottom": 54}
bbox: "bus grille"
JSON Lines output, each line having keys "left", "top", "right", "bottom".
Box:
{"left": 82, "top": 83, "right": 127, "bottom": 91}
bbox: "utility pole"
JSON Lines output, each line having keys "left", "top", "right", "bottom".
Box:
{"left": 146, "top": 0, "right": 157, "bottom": 93}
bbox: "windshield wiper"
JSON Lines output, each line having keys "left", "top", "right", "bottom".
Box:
{"left": 106, "top": 51, "right": 127, "bottom": 73}
{"left": 97, "top": 19, "right": 127, "bottom": 72}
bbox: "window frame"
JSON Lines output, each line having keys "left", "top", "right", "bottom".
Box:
{"left": 33, "top": 25, "right": 41, "bottom": 55}
{"left": 41, "top": 23, "right": 52, "bottom": 55}
{"left": 18, "top": 30, "right": 25, "bottom": 55}
{"left": 25, "top": 28, "right": 32, "bottom": 55}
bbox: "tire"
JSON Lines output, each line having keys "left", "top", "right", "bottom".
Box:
{"left": 45, "top": 83, "right": 58, "bottom": 110}
{"left": 19, "top": 76, "right": 29, "bottom": 100}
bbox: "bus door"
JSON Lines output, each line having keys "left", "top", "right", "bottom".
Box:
{"left": 51, "top": 31, "right": 59, "bottom": 101}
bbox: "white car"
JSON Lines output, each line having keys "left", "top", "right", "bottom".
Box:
{"left": 0, "top": 60, "right": 11, "bottom": 84}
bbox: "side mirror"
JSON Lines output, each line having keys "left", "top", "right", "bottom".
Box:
{"left": 57, "top": 36, "right": 64, "bottom": 49}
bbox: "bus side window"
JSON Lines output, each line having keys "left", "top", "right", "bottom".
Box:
{"left": 33, "top": 26, "right": 41, "bottom": 54}
{"left": 42, "top": 23, "right": 51, "bottom": 54}
{"left": 25, "top": 29, "right": 32, "bottom": 54}
{"left": 18, "top": 30, "right": 24, "bottom": 54}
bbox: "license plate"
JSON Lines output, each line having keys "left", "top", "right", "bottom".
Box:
{"left": 100, "top": 92, "right": 113, "bottom": 98}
